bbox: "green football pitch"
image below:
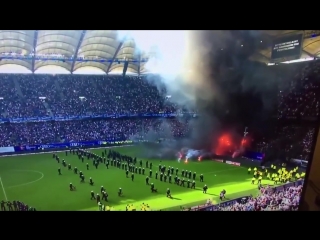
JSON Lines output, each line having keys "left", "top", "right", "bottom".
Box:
{"left": 0, "top": 146, "right": 274, "bottom": 211}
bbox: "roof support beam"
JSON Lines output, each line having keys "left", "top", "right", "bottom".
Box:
{"left": 106, "top": 41, "right": 123, "bottom": 74}
{"left": 31, "top": 30, "right": 38, "bottom": 73}
{"left": 137, "top": 53, "right": 141, "bottom": 76}
{"left": 71, "top": 30, "right": 86, "bottom": 73}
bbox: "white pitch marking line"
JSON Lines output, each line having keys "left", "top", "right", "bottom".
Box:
{"left": 0, "top": 175, "right": 8, "bottom": 200}
{"left": 6, "top": 170, "right": 44, "bottom": 189}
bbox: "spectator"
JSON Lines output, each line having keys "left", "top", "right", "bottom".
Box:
{"left": 0, "top": 74, "right": 195, "bottom": 118}
{"left": 277, "top": 60, "right": 320, "bottom": 120}
{"left": 0, "top": 119, "right": 192, "bottom": 147}
{"left": 256, "top": 125, "right": 315, "bottom": 161}
{"left": 215, "top": 184, "right": 302, "bottom": 211}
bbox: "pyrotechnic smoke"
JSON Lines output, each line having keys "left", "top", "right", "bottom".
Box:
{"left": 117, "top": 31, "right": 223, "bottom": 108}
{"left": 117, "top": 30, "right": 278, "bottom": 153}
{"left": 116, "top": 31, "right": 226, "bottom": 149}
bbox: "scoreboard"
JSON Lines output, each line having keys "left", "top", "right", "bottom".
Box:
{"left": 271, "top": 34, "right": 303, "bottom": 61}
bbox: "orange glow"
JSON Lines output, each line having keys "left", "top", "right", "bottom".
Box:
{"left": 215, "top": 133, "right": 234, "bottom": 155}
{"left": 241, "top": 136, "right": 252, "bottom": 148}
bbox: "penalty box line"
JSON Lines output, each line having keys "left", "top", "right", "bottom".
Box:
{"left": 0, "top": 175, "right": 8, "bottom": 201}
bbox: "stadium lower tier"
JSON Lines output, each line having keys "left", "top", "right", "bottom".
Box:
{"left": 0, "top": 118, "right": 191, "bottom": 147}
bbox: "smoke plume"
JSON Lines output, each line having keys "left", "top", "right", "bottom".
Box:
{"left": 117, "top": 31, "right": 278, "bottom": 153}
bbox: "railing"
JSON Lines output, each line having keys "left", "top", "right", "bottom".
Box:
{"left": 0, "top": 113, "right": 197, "bottom": 123}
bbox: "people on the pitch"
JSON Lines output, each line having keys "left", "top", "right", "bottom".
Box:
{"left": 0, "top": 200, "right": 36, "bottom": 211}
{"left": 220, "top": 189, "right": 226, "bottom": 200}
{"left": 96, "top": 193, "right": 101, "bottom": 203}
{"left": 102, "top": 191, "right": 108, "bottom": 201}
{"left": 69, "top": 183, "right": 76, "bottom": 191}
{"left": 89, "top": 177, "right": 94, "bottom": 185}
{"left": 200, "top": 174, "right": 204, "bottom": 182}
{"left": 90, "top": 190, "right": 96, "bottom": 200}
{"left": 118, "top": 188, "right": 123, "bottom": 197}
{"left": 151, "top": 183, "right": 157, "bottom": 193}
{"left": 203, "top": 184, "right": 208, "bottom": 194}
{"left": 166, "top": 188, "right": 172, "bottom": 198}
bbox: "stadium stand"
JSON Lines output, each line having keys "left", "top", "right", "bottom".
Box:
{"left": 0, "top": 74, "right": 183, "bottom": 118}
{"left": 0, "top": 118, "right": 191, "bottom": 147}
{"left": 256, "top": 125, "right": 315, "bottom": 161}
{"left": 0, "top": 73, "right": 192, "bottom": 147}
{"left": 213, "top": 183, "right": 301, "bottom": 211}
{"left": 0, "top": 61, "right": 318, "bottom": 157}
{"left": 277, "top": 60, "right": 320, "bottom": 120}
{"left": 253, "top": 60, "right": 320, "bottom": 162}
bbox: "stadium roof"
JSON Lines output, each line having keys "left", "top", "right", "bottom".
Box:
{"left": 0, "top": 30, "right": 150, "bottom": 74}
{"left": 250, "top": 30, "right": 320, "bottom": 63}
{"left": 1, "top": 30, "right": 320, "bottom": 74}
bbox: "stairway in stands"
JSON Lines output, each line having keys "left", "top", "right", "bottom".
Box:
{"left": 0, "top": 100, "right": 8, "bottom": 118}
{"left": 13, "top": 78, "right": 24, "bottom": 98}
{"left": 91, "top": 79, "right": 102, "bottom": 96}
{"left": 15, "top": 78, "right": 54, "bottom": 118}
{"left": 42, "top": 101, "right": 54, "bottom": 117}
{"left": 54, "top": 77, "right": 65, "bottom": 99}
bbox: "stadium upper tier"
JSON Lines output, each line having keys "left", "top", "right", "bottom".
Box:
{"left": 250, "top": 30, "right": 320, "bottom": 64}
{"left": 0, "top": 75, "right": 191, "bottom": 119}
{"left": 0, "top": 59, "right": 319, "bottom": 120}
{"left": 0, "top": 30, "right": 152, "bottom": 74}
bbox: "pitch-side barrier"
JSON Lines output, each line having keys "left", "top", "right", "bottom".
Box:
{"left": 0, "top": 144, "right": 133, "bottom": 158}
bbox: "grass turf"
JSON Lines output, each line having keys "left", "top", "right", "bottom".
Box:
{"left": 0, "top": 146, "right": 274, "bottom": 211}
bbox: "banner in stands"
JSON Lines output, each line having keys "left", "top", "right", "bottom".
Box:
{"left": 12, "top": 138, "right": 131, "bottom": 153}
{"left": 187, "top": 179, "right": 304, "bottom": 211}
{"left": 0, "top": 113, "right": 197, "bottom": 123}
{"left": 215, "top": 159, "right": 224, "bottom": 163}
{"left": 0, "top": 147, "right": 15, "bottom": 153}
{"left": 225, "top": 160, "right": 241, "bottom": 166}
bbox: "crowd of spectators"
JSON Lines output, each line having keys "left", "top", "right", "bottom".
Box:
{"left": 214, "top": 183, "right": 301, "bottom": 211}
{"left": 0, "top": 74, "right": 184, "bottom": 118}
{"left": 256, "top": 125, "right": 315, "bottom": 161}
{"left": 0, "top": 75, "right": 33, "bottom": 118}
{"left": 0, "top": 118, "right": 191, "bottom": 146}
{"left": 277, "top": 60, "right": 320, "bottom": 120}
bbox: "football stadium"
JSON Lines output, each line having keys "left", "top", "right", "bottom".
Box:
{"left": 0, "top": 30, "right": 319, "bottom": 211}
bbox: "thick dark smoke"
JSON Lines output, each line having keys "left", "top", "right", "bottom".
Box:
{"left": 134, "top": 31, "right": 279, "bottom": 157}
